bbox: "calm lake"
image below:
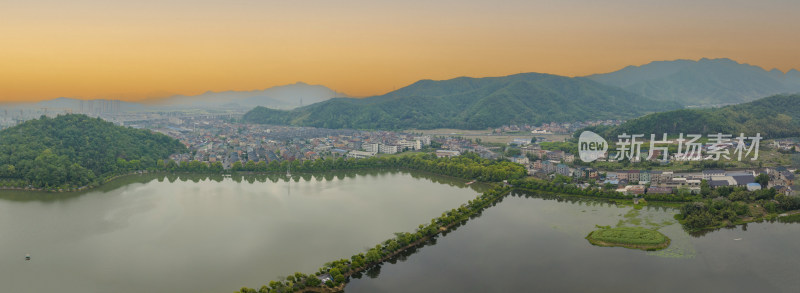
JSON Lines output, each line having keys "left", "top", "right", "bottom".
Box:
{"left": 3, "top": 173, "right": 799, "bottom": 293}
{"left": 346, "top": 192, "right": 800, "bottom": 293}
{"left": 0, "top": 171, "right": 484, "bottom": 293}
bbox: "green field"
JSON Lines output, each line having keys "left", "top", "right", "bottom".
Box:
{"left": 586, "top": 226, "right": 670, "bottom": 251}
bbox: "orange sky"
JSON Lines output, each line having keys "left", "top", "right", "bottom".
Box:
{"left": 1, "top": 0, "right": 799, "bottom": 102}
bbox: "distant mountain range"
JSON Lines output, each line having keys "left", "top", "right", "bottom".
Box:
{"left": 243, "top": 73, "right": 681, "bottom": 130}
{"left": 147, "top": 82, "right": 345, "bottom": 110}
{"left": 587, "top": 58, "right": 800, "bottom": 106}
{"left": 0, "top": 82, "right": 344, "bottom": 113}
{"left": 6, "top": 58, "right": 800, "bottom": 131}
{"left": 589, "top": 94, "right": 800, "bottom": 139}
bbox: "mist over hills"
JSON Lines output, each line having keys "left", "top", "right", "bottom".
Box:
{"left": 149, "top": 82, "right": 345, "bottom": 110}
{"left": 243, "top": 73, "right": 681, "bottom": 130}
{"left": 0, "top": 82, "right": 344, "bottom": 113}
{"left": 588, "top": 58, "right": 800, "bottom": 106}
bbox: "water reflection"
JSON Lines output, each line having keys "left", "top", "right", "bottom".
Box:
{"left": 345, "top": 193, "right": 800, "bottom": 293}
{"left": 0, "top": 171, "right": 483, "bottom": 293}
{"left": 0, "top": 169, "right": 490, "bottom": 203}
{"left": 347, "top": 190, "right": 800, "bottom": 284}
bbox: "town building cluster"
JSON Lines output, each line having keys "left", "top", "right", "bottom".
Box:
{"left": 142, "top": 115, "right": 437, "bottom": 168}
{"left": 115, "top": 113, "right": 797, "bottom": 197}
{"left": 517, "top": 140, "right": 796, "bottom": 196}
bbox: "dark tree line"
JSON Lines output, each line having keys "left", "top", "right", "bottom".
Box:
{"left": 677, "top": 186, "right": 800, "bottom": 230}
{"left": 161, "top": 152, "right": 527, "bottom": 183}
{"left": 509, "top": 178, "right": 697, "bottom": 202}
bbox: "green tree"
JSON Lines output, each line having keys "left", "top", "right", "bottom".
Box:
{"left": 231, "top": 161, "right": 243, "bottom": 171}
{"left": 755, "top": 173, "right": 769, "bottom": 188}
{"left": 700, "top": 179, "right": 711, "bottom": 198}
{"left": 0, "top": 114, "right": 185, "bottom": 188}
{"left": 305, "top": 277, "right": 321, "bottom": 287}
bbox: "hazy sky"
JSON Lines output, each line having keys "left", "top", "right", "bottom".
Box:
{"left": 2, "top": 0, "right": 799, "bottom": 102}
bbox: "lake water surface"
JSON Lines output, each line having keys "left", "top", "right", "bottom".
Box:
{"left": 0, "top": 171, "right": 483, "bottom": 293}
{"left": 4, "top": 173, "right": 798, "bottom": 293}
{"left": 346, "top": 192, "right": 800, "bottom": 293}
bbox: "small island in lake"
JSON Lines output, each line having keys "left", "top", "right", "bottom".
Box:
{"left": 586, "top": 226, "right": 670, "bottom": 251}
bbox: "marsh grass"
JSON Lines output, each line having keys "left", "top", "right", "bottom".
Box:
{"left": 586, "top": 227, "right": 670, "bottom": 251}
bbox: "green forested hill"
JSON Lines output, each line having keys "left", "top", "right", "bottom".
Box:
{"left": 589, "top": 94, "right": 800, "bottom": 139}
{"left": 0, "top": 114, "right": 186, "bottom": 189}
{"left": 243, "top": 73, "right": 681, "bottom": 129}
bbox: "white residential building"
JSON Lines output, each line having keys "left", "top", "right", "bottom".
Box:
{"left": 363, "top": 143, "right": 379, "bottom": 154}
{"left": 379, "top": 144, "right": 399, "bottom": 154}
{"left": 414, "top": 136, "right": 431, "bottom": 146}
{"left": 396, "top": 139, "right": 417, "bottom": 150}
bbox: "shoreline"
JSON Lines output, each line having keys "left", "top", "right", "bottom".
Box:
{"left": 0, "top": 167, "right": 491, "bottom": 193}
{"left": 0, "top": 166, "right": 489, "bottom": 194}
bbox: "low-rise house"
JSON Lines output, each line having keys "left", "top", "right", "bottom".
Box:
{"left": 709, "top": 179, "right": 730, "bottom": 188}
{"left": 702, "top": 169, "right": 726, "bottom": 180}
{"left": 779, "top": 171, "right": 795, "bottom": 186}
{"left": 520, "top": 145, "right": 541, "bottom": 156}
{"left": 547, "top": 150, "right": 565, "bottom": 160}
{"left": 556, "top": 164, "right": 571, "bottom": 176}
{"left": 647, "top": 187, "right": 673, "bottom": 194}
{"left": 639, "top": 170, "right": 651, "bottom": 183}
{"left": 732, "top": 174, "right": 755, "bottom": 187}
{"left": 626, "top": 185, "right": 646, "bottom": 195}
{"left": 347, "top": 150, "right": 375, "bottom": 159}
{"left": 746, "top": 183, "right": 762, "bottom": 191}
{"left": 511, "top": 156, "right": 530, "bottom": 165}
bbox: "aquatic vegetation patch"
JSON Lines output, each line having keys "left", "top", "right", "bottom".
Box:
{"left": 586, "top": 226, "right": 670, "bottom": 251}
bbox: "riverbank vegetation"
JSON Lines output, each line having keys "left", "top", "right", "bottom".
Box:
{"left": 509, "top": 177, "right": 800, "bottom": 233}
{"left": 676, "top": 186, "right": 800, "bottom": 231}
{"left": 161, "top": 152, "right": 526, "bottom": 183}
{"left": 586, "top": 226, "right": 670, "bottom": 251}
{"left": 508, "top": 178, "right": 696, "bottom": 202}
{"left": 777, "top": 213, "right": 800, "bottom": 223}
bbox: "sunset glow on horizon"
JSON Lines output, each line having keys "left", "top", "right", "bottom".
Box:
{"left": 2, "top": 0, "right": 799, "bottom": 102}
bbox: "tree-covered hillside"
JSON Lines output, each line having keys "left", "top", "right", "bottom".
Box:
{"left": 588, "top": 94, "right": 800, "bottom": 139}
{"left": 243, "top": 73, "right": 681, "bottom": 130}
{"left": 0, "top": 114, "right": 186, "bottom": 189}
